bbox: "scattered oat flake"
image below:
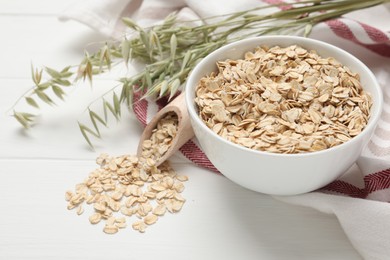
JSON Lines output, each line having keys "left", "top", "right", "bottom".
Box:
{"left": 144, "top": 214, "right": 158, "bottom": 225}
{"left": 76, "top": 205, "right": 84, "bottom": 215}
{"left": 176, "top": 175, "right": 189, "bottom": 182}
{"left": 116, "top": 222, "right": 127, "bottom": 229}
{"left": 89, "top": 213, "right": 102, "bottom": 224}
{"left": 65, "top": 191, "right": 73, "bottom": 201}
{"left": 153, "top": 204, "right": 167, "bottom": 216}
{"left": 65, "top": 112, "right": 188, "bottom": 234}
{"left": 103, "top": 225, "right": 119, "bottom": 234}
{"left": 132, "top": 220, "right": 147, "bottom": 233}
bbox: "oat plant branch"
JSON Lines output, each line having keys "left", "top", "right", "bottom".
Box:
{"left": 10, "top": 0, "right": 390, "bottom": 148}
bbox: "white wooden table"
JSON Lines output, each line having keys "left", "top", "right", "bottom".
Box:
{"left": 0, "top": 1, "right": 362, "bottom": 259}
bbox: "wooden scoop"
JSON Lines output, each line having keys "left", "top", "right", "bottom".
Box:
{"left": 137, "top": 92, "right": 194, "bottom": 166}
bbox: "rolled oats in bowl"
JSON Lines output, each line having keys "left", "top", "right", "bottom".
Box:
{"left": 186, "top": 36, "right": 382, "bottom": 195}
{"left": 195, "top": 44, "right": 373, "bottom": 154}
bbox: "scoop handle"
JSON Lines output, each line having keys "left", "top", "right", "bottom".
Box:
{"left": 137, "top": 92, "right": 195, "bottom": 166}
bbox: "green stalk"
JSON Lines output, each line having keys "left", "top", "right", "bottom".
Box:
{"left": 10, "top": 0, "right": 390, "bottom": 147}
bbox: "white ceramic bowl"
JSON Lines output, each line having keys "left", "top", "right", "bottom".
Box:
{"left": 185, "top": 36, "right": 383, "bottom": 196}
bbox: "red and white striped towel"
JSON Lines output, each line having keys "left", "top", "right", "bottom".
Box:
{"left": 60, "top": 1, "right": 390, "bottom": 259}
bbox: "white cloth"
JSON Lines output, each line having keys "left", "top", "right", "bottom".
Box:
{"left": 59, "top": 1, "right": 390, "bottom": 259}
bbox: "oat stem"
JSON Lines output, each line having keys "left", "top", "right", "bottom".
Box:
{"left": 10, "top": 0, "right": 390, "bottom": 147}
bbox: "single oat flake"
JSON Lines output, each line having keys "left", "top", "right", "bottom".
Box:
{"left": 195, "top": 45, "right": 372, "bottom": 154}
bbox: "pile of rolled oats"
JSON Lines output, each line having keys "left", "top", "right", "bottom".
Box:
{"left": 141, "top": 112, "right": 178, "bottom": 161}
{"left": 195, "top": 45, "right": 372, "bottom": 153}
{"left": 65, "top": 113, "right": 188, "bottom": 234}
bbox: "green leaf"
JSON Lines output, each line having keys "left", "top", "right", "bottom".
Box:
{"left": 13, "top": 111, "right": 35, "bottom": 129}
{"left": 77, "top": 53, "right": 93, "bottom": 84}
{"left": 75, "top": 63, "right": 86, "bottom": 82}
{"left": 19, "top": 112, "right": 35, "bottom": 121}
{"left": 121, "top": 38, "right": 131, "bottom": 66}
{"left": 92, "top": 68, "right": 103, "bottom": 75}
{"left": 127, "top": 89, "right": 134, "bottom": 110}
{"left": 103, "top": 100, "right": 119, "bottom": 120}
{"left": 181, "top": 51, "right": 192, "bottom": 72}
{"left": 150, "top": 30, "right": 163, "bottom": 58}
{"left": 37, "top": 82, "right": 51, "bottom": 90}
{"left": 122, "top": 17, "right": 141, "bottom": 31}
{"left": 140, "top": 30, "right": 151, "bottom": 58}
{"left": 304, "top": 23, "right": 313, "bottom": 37}
{"left": 78, "top": 122, "right": 99, "bottom": 149}
{"left": 31, "top": 64, "right": 38, "bottom": 85}
{"left": 162, "top": 12, "right": 177, "bottom": 28}
{"left": 144, "top": 68, "right": 152, "bottom": 89}
{"left": 31, "top": 64, "right": 42, "bottom": 86}
{"left": 13, "top": 111, "right": 30, "bottom": 129}
{"left": 45, "top": 67, "right": 61, "bottom": 78}
{"left": 86, "top": 60, "right": 93, "bottom": 84}
{"left": 102, "top": 99, "right": 109, "bottom": 122}
{"left": 110, "top": 49, "right": 122, "bottom": 58}
{"left": 99, "top": 44, "right": 111, "bottom": 71}
{"left": 60, "top": 71, "right": 73, "bottom": 78}
{"left": 25, "top": 97, "right": 39, "bottom": 108}
{"left": 105, "top": 49, "right": 112, "bottom": 70}
{"left": 120, "top": 80, "right": 133, "bottom": 104}
{"left": 113, "top": 93, "right": 121, "bottom": 117}
{"left": 88, "top": 109, "right": 106, "bottom": 136}
{"left": 170, "top": 34, "right": 177, "bottom": 61}
{"left": 60, "top": 66, "right": 71, "bottom": 73}
{"left": 168, "top": 79, "right": 181, "bottom": 100}
{"left": 158, "top": 72, "right": 166, "bottom": 82}
{"left": 52, "top": 78, "right": 71, "bottom": 86}
{"left": 35, "top": 89, "right": 54, "bottom": 105}
{"left": 167, "top": 62, "right": 174, "bottom": 76}
{"left": 52, "top": 85, "right": 65, "bottom": 100}
{"left": 159, "top": 80, "right": 169, "bottom": 98}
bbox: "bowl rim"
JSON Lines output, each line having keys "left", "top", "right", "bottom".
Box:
{"left": 185, "top": 35, "right": 383, "bottom": 158}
